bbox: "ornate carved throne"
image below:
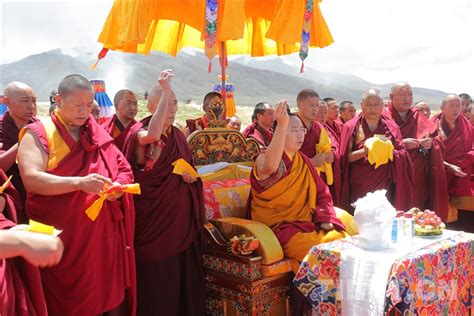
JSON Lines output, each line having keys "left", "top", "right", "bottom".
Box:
{"left": 187, "top": 106, "right": 293, "bottom": 315}
{"left": 187, "top": 103, "right": 356, "bottom": 315}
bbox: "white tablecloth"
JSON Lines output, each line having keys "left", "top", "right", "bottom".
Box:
{"left": 339, "top": 229, "right": 463, "bottom": 316}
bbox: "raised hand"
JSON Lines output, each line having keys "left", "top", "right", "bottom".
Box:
{"left": 158, "top": 69, "right": 174, "bottom": 91}
{"left": 78, "top": 173, "right": 113, "bottom": 195}
{"left": 274, "top": 99, "right": 289, "bottom": 127}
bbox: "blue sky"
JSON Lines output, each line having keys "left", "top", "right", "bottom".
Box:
{"left": 1, "top": 0, "right": 472, "bottom": 94}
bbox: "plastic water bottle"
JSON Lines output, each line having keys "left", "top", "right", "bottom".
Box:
{"left": 391, "top": 211, "right": 404, "bottom": 244}
{"left": 402, "top": 213, "right": 414, "bottom": 244}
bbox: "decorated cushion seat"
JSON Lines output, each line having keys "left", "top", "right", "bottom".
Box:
{"left": 203, "top": 178, "right": 250, "bottom": 219}
{"left": 210, "top": 217, "right": 284, "bottom": 265}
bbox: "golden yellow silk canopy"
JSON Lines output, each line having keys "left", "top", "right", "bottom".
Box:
{"left": 97, "top": 0, "right": 333, "bottom": 58}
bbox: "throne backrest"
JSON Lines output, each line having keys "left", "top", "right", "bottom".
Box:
{"left": 187, "top": 128, "right": 260, "bottom": 166}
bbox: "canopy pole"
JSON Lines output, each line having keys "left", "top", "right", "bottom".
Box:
{"left": 219, "top": 41, "right": 227, "bottom": 118}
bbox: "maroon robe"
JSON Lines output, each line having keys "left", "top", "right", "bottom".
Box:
{"left": 325, "top": 119, "right": 343, "bottom": 145}
{"left": 242, "top": 121, "right": 273, "bottom": 147}
{"left": 338, "top": 117, "right": 347, "bottom": 124}
{"left": 339, "top": 113, "right": 414, "bottom": 213}
{"left": 298, "top": 117, "right": 343, "bottom": 205}
{"left": 101, "top": 114, "right": 137, "bottom": 153}
{"left": 23, "top": 114, "right": 136, "bottom": 316}
{"left": 432, "top": 113, "right": 474, "bottom": 197}
{"left": 0, "top": 169, "right": 48, "bottom": 316}
{"left": 185, "top": 116, "right": 208, "bottom": 134}
{"left": 123, "top": 116, "right": 205, "bottom": 316}
{"left": 0, "top": 111, "right": 38, "bottom": 223}
{"left": 385, "top": 104, "right": 449, "bottom": 221}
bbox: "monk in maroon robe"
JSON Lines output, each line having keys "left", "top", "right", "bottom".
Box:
{"left": 0, "top": 82, "right": 38, "bottom": 223}
{"left": 324, "top": 97, "right": 343, "bottom": 144}
{"left": 339, "top": 101, "right": 357, "bottom": 124}
{"left": 242, "top": 102, "right": 275, "bottom": 148}
{"left": 17, "top": 75, "right": 136, "bottom": 316}
{"left": 183, "top": 92, "right": 222, "bottom": 137}
{"left": 0, "top": 169, "right": 63, "bottom": 316}
{"left": 385, "top": 82, "right": 449, "bottom": 221}
{"left": 122, "top": 70, "right": 205, "bottom": 315}
{"left": 296, "top": 89, "right": 342, "bottom": 204}
{"left": 432, "top": 94, "right": 474, "bottom": 197}
{"left": 340, "top": 89, "right": 414, "bottom": 212}
{"left": 102, "top": 89, "right": 138, "bottom": 153}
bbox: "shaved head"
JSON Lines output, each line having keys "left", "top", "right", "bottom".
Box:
{"left": 3, "top": 81, "right": 36, "bottom": 127}
{"left": 113, "top": 89, "right": 135, "bottom": 105}
{"left": 440, "top": 94, "right": 462, "bottom": 123}
{"left": 58, "top": 74, "right": 93, "bottom": 99}
{"left": 441, "top": 94, "right": 461, "bottom": 107}
{"left": 4, "top": 81, "right": 33, "bottom": 98}
{"left": 362, "top": 88, "right": 382, "bottom": 101}
{"left": 390, "top": 81, "right": 412, "bottom": 94}
{"left": 390, "top": 81, "right": 413, "bottom": 112}
{"left": 361, "top": 88, "right": 383, "bottom": 121}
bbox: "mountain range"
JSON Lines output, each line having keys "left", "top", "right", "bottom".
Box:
{"left": 0, "top": 47, "right": 448, "bottom": 107}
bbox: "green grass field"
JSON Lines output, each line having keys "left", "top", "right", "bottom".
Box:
{"left": 38, "top": 101, "right": 256, "bottom": 130}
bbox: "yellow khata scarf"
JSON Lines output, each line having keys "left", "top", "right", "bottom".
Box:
{"left": 315, "top": 128, "right": 333, "bottom": 185}
{"left": 364, "top": 134, "right": 394, "bottom": 169}
{"left": 85, "top": 183, "right": 141, "bottom": 221}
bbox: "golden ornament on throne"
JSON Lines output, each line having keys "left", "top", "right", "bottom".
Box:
{"left": 207, "top": 95, "right": 227, "bottom": 128}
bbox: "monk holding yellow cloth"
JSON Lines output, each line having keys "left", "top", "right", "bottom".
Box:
{"left": 248, "top": 100, "right": 347, "bottom": 314}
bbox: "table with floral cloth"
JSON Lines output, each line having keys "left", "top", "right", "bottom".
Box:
{"left": 293, "top": 231, "right": 473, "bottom": 315}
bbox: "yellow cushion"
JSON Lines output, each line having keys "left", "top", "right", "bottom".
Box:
{"left": 335, "top": 207, "right": 358, "bottom": 236}
{"left": 450, "top": 196, "right": 474, "bottom": 211}
{"left": 199, "top": 162, "right": 253, "bottom": 182}
{"left": 211, "top": 217, "right": 284, "bottom": 264}
{"left": 261, "top": 258, "right": 295, "bottom": 277}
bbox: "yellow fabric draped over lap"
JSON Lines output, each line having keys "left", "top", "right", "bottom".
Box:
{"left": 251, "top": 152, "right": 347, "bottom": 269}
{"left": 97, "top": 0, "right": 333, "bottom": 57}
{"left": 251, "top": 152, "right": 316, "bottom": 228}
